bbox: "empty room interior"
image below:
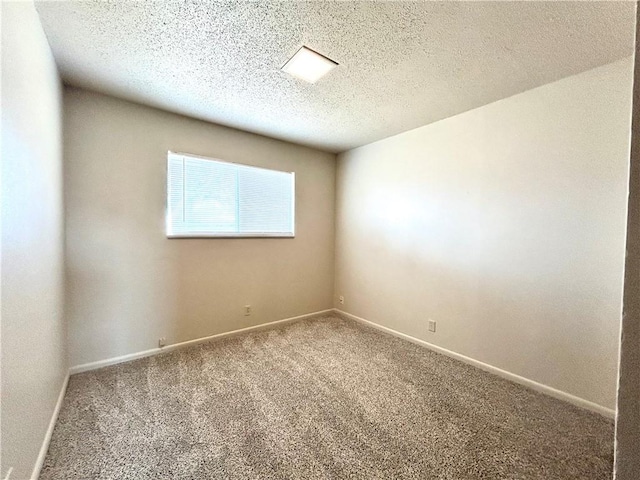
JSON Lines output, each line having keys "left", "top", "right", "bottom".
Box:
{"left": 3, "top": 1, "right": 640, "bottom": 479}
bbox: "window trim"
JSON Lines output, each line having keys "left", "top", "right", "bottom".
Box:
{"left": 166, "top": 151, "right": 296, "bottom": 239}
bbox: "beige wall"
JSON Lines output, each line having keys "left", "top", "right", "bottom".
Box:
{"left": 614, "top": 11, "right": 640, "bottom": 477}
{"left": 335, "top": 58, "right": 633, "bottom": 410}
{"left": 1, "top": 2, "right": 68, "bottom": 479}
{"left": 64, "top": 88, "right": 336, "bottom": 367}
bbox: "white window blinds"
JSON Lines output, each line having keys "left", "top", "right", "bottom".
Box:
{"left": 167, "top": 152, "right": 295, "bottom": 237}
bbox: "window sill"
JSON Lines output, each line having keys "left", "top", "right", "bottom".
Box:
{"left": 167, "top": 233, "right": 295, "bottom": 239}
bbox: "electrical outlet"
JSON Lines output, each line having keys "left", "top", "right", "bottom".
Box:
{"left": 158, "top": 337, "right": 166, "bottom": 348}
{"left": 244, "top": 305, "right": 252, "bottom": 316}
{"left": 339, "top": 296, "right": 344, "bottom": 305}
{"left": 428, "top": 320, "right": 436, "bottom": 333}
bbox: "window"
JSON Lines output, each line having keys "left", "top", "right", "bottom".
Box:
{"left": 167, "top": 152, "right": 295, "bottom": 238}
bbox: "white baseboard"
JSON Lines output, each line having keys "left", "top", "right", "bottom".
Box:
{"left": 31, "top": 372, "right": 70, "bottom": 480}
{"left": 70, "top": 309, "right": 334, "bottom": 375}
{"left": 334, "top": 309, "right": 615, "bottom": 419}
{"left": 69, "top": 307, "right": 614, "bottom": 418}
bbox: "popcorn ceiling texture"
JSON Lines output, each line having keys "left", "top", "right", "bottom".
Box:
{"left": 34, "top": 1, "right": 634, "bottom": 153}
{"left": 41, "top": 315, "right": 614, "bottom": 480}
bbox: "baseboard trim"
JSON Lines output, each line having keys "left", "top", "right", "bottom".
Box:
{"left": 334, "top": 309, "right": 615, "bottom": 419}
{"left": 31, "top": 372, "right": 69, "bottom": 480}
{"left": 70, "top": 309, "right": 334, "bottom": 375}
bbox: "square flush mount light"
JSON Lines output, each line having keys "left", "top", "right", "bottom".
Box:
{"left": 282, "top": 46, "right": 338, "bottom": 83}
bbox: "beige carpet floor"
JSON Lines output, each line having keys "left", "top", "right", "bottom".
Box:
{"left": 41, "top": 315, "right": 614, "bottom": 479}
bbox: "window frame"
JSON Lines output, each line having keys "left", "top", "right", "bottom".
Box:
{"left": 166, "top": 151, "right": 296, "bottom": 239}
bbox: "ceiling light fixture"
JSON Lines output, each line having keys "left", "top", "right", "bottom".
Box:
{"left": 282, "top": 46, "right": 338, "bottom": 84}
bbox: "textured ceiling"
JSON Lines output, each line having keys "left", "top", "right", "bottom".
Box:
{"left": 35, "top": 1, "right": 635, "bottom": 153}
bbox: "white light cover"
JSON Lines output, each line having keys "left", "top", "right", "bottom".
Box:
{"left": 282, "top": 46, "right": 338, "bottom": 83}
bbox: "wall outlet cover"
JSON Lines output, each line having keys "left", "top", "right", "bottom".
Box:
{"left": 428, "top": 320, "right": 436, "bottom": 333}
